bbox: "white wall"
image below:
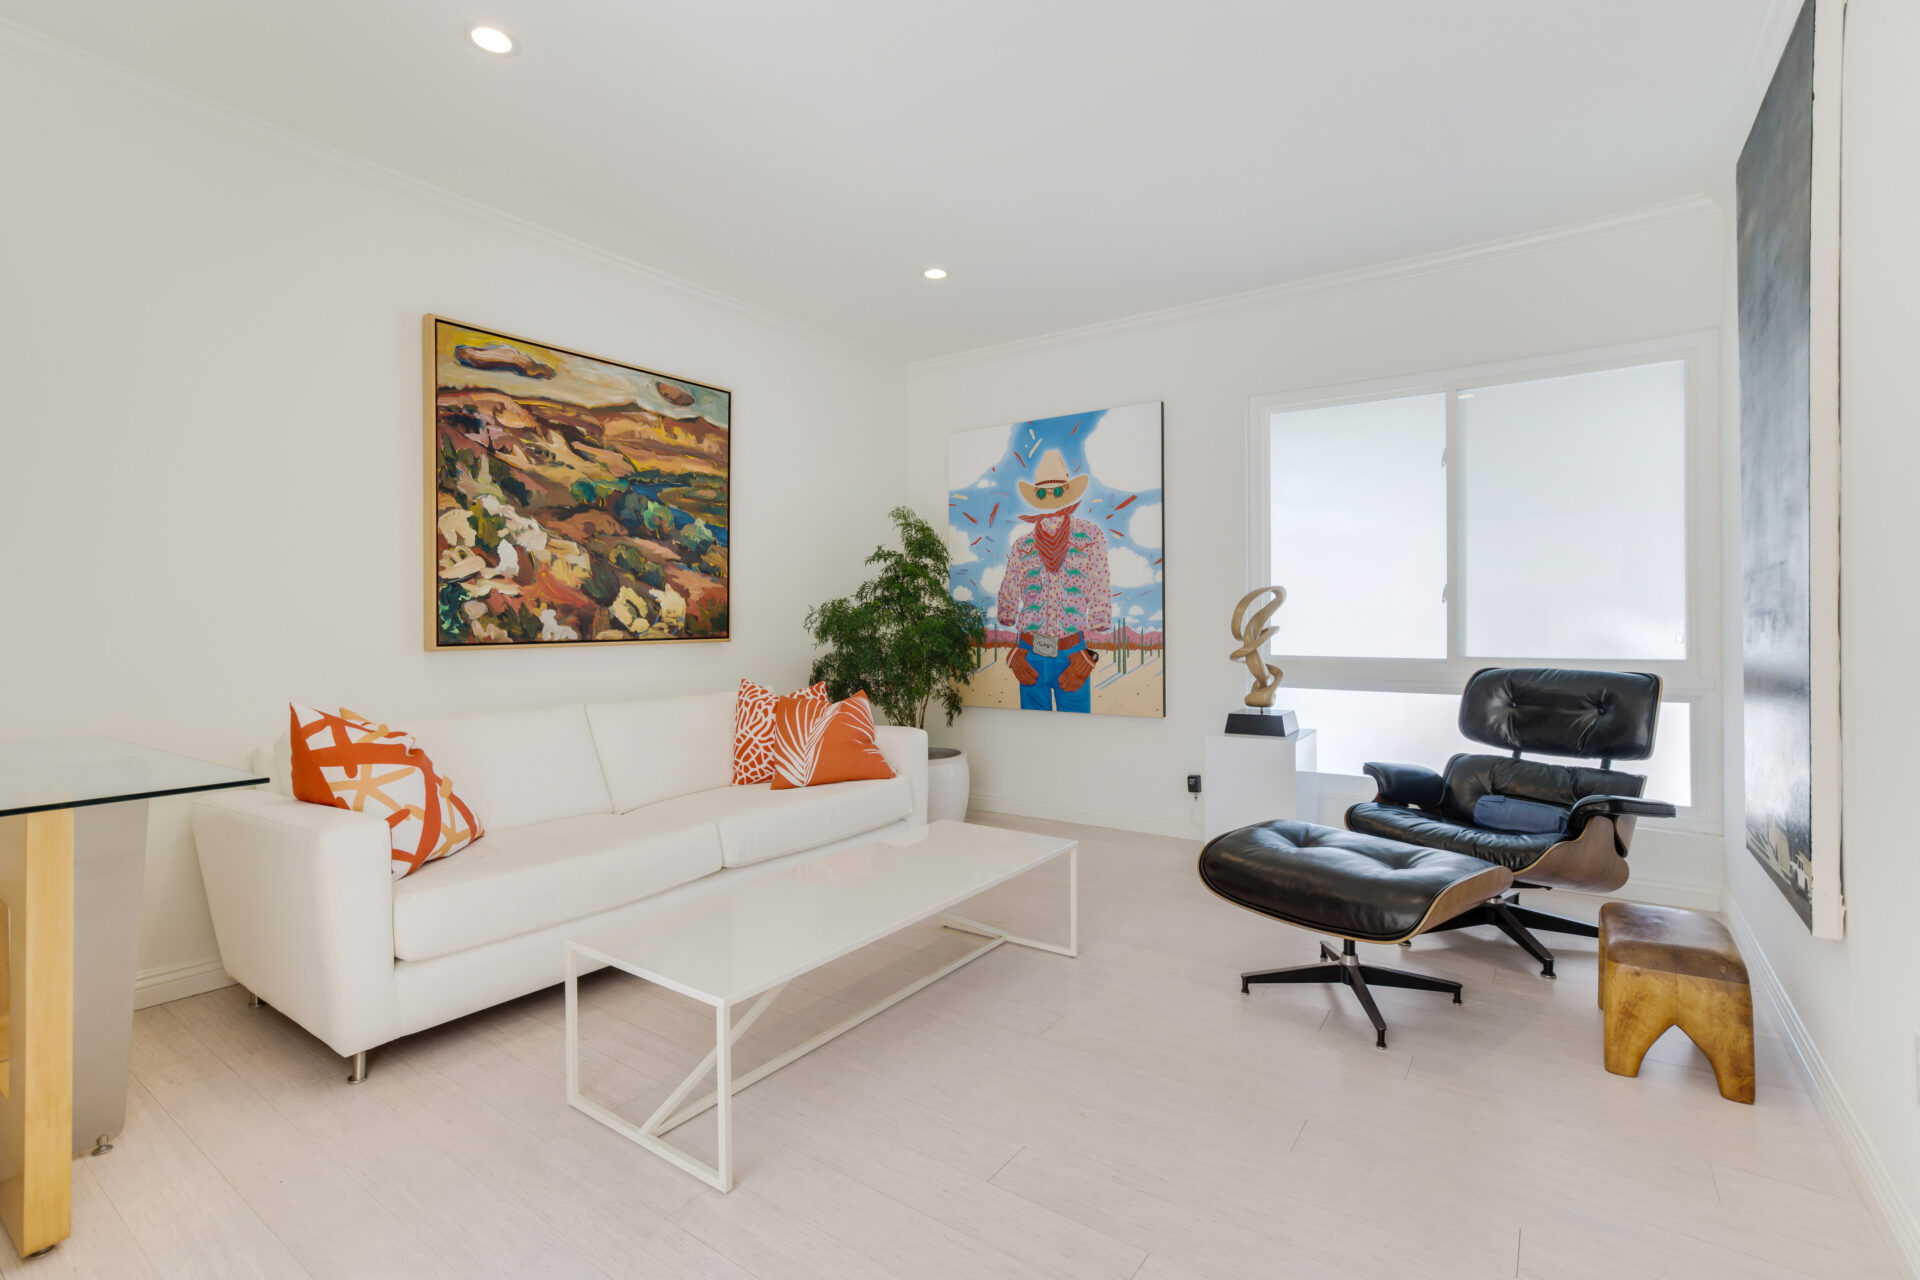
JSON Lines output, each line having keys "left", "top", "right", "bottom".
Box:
{"left": 1719, "top": 0, "right": 1920, "bottom": 1264}
{"left": 906, "top": 205, "right": 1729, "bottom": 904}
{"left": 0, "top": 39, "right": 904, "bottom": 1001}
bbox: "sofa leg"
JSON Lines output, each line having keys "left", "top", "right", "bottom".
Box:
{"left": 246, "top": 992, "right": 264, "bottom": 1009}
{"left": 346, "top": 1051, "right": 367, "bottom": 1085}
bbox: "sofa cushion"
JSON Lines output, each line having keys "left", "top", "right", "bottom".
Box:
{"left": 407, "top": 704, "right": 612, "bottom": 831}
{"left": 287, "top": 704, "right": 484, "bottom": 879}
{"left": 587, "top": 691, "right": 735, "bottom": 812}
{"left": 731, "top": 679, "right": 828, "bottom": 785}
{"left": 391, "top": 812, "right": 722, "bottom": 961}
{"left": 638, "top": 777, "right": 913, "bottom": 868}
{"left": 770, "top": 692, "right": 895, "bottom": 790}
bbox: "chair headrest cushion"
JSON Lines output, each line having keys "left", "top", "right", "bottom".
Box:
{"left": 1459, "top": 668, "right": 1661, "bottom": 762}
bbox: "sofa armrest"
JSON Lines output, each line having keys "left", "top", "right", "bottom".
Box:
{"left": 1362, "top": 761, "right": 1445, "bottom": 810}
{"left": 192, "top": 790, "right": 402, "bottom": 1056}
{"left": 872, "top": 726, "right": 930, "bottom": 827}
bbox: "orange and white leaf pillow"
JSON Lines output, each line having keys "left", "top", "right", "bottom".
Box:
{"left": 770, "top": 691, "right": 896, "bottom": 789}
{"left": 287, "top": 704, "right": 483, "bottom": 879}
{"left": 732, "top": 679, "right": 827, "bottom": 785}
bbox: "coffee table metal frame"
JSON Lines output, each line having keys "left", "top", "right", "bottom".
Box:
{"left": 563, "top": 838, "right": 1076, "bottom": 1191}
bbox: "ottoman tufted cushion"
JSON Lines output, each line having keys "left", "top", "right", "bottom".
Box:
{"left": 1199, "top": 819, "right": 1513, "bottom": 943}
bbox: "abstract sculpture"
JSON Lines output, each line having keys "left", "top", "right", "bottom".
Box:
{"left": 1229, "top": 586, "right": 1287, "bottom": 708}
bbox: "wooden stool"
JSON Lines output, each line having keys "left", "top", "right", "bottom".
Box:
{"left": 1598, "top": 902, "right": 1754, "bottom": 1103}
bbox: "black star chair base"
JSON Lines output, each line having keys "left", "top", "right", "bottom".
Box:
{"left": 1345, "top": 668, "right": 1679, "bottom": 978}
{"left": 1198, "top": 820, "right": 1513, "bottom": 1048}
{"left": 1240, "top": 938, "right": 1463, "bottom": 1049}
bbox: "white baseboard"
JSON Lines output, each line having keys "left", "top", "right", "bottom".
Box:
{"left": 1725, "top": 899, "right": 1920, "bottom": 1278}
{"left": 968, "top": 792, "right": 1205, "bottom": 841}
{"left": 134, "top": 956, "right": 234, "bottom": 1010}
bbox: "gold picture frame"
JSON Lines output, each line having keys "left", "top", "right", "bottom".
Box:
{"left": 423, "top": 316, "right": 731, "bottom": 650}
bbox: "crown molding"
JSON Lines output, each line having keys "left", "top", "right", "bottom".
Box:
{"left": 0, "top": 17, "right": 885, "bottom": 363}
{"left": 908, "top": 193, "right": 1722, "bottom": 375}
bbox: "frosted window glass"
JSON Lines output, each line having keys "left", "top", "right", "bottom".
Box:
{"left": 1458, "top": 362, "right": 1688, "bottom": 660}
{"left": 1283, "top": 687, "right": 1691, "bottom": 807}
{"left": 1270, "top": 395, "right": 1446, "bottom": 658}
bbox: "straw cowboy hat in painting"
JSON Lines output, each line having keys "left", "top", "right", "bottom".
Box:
{"left": 1018, "top": 450, "right": 1089, "bottom": 510}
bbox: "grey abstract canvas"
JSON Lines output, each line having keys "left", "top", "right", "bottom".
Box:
{"left": 1737, "top": 0, "right": 1839, "bottom": 933}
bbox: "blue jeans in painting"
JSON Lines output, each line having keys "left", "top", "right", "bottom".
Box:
{"left": 1016, "top": 640, "right": 1092, "bottom": 713}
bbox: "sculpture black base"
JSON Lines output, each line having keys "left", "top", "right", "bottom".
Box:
{"left": 1225, "top": 710, "right": 1298, "bottom": 737}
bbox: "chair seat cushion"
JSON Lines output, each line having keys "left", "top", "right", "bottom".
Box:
{"left": 1347, "top": 801, "right": 1563, "bottom": 872}
{"left": 1198, "top": 820, "right": 1512, "bottom": 943}
{"left": 392, "top": 812, "right": 722, "bottom": 961}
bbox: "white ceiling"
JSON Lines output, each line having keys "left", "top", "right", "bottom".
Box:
{"left": 3, "top": 1, "right": 1770, "bottom": 360}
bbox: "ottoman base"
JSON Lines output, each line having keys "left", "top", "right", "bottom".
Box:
{"left": 1199, "top": 819, "right": 1514, "bottom": 1048}
{"left": 1243, "top": 938, "right": 1462, "bottom": 1048}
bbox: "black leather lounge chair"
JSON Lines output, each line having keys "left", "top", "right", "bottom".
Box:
{"left": 1345, "top": 667, "right": 1678, "bottom": 978}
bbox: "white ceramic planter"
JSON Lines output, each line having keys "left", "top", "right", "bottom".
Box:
{"left": 926, "top": 747, "right": 970, "bottom": 824}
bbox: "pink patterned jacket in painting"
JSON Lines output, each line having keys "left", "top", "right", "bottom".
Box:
{"left": 996, "top": 513, "right": 1112, "bottom": 643}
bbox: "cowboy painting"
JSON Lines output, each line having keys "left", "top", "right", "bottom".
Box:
{"left": 946, "top": 402, "right": 1166, "bottom": 719}
{"left": 1000, "top": 450, "right": 1110, "bottom": 712}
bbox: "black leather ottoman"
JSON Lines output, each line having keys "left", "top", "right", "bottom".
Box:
{"left": 1199, "top": 820, "right": 1514, "bottom": 1047}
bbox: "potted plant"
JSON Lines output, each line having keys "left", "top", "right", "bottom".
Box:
{"left": 805, "top": 505, "right": 985, "bottom": 822}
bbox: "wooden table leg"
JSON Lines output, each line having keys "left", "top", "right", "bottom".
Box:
{"left": 0, "top": 810, "right": 74, "bottom": 1258}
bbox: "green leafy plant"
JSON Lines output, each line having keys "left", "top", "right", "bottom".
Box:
{"left": 806, "top": 505, "right": 985, "bottom": 729}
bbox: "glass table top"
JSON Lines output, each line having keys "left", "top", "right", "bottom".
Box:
{"left": 0, "top": 736, "right": 267, "bottom": 817}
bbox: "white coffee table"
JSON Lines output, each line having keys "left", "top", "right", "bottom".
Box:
{"left": 563, "top": 819, "right": 1077, "bottom": 1191}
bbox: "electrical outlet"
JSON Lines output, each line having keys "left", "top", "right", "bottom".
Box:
{"left": 1187, "top": 774, "right": 1202, "bottom": 795}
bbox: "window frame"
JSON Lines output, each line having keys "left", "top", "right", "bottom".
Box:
{"left": 1244, "top": 331, "right": 1721, "bottom": 829}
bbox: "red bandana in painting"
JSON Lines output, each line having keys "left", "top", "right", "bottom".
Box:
{"left": 1018, "top": 502, "right": 1081, "bottom": 572}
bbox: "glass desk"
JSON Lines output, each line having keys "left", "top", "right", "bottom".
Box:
{"left": 0, "top": 737, "right": 264, "bottom": 1258}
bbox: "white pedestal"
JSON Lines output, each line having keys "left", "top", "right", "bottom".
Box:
{"left": 1202, "top": 729, "right": 1318, "bottom": 842}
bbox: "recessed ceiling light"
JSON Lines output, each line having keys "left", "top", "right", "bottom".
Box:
{"left": 470, "top": 27, "right": 514, "bottom": 54}
{"left": 923, "top": 267, "right": 948, "bottom": 280}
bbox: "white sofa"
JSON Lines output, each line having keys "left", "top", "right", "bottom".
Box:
{"left": 192, "top": 691, "right": 927, "bottom": 1066}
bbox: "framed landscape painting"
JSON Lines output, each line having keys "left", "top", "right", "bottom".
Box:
{"left": 947, "top": 401, "right": 1164, "bottom": 718}
{"left": 425, "top": 317, "right": 730, "bottom": 649}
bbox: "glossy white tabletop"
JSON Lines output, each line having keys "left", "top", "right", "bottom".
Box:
{"left": 568, "top": 820, "right": 1075, "bottom": 1007}
{"left": 0, "top": 736, "right": 266, "bottom": 818}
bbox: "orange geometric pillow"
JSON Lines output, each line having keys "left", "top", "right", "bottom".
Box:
{"left": 732, "top": 679, "right": 827, "bottom": 785}
{"left": 770, "top": 691, "right": 896, "bottom": 790}
{"left": 287, "top": 704, "right": 483, "bottom": 879}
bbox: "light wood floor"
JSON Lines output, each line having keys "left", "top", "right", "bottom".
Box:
{"left": 10, "top": 815, "right": 1898, "bottom": 1279}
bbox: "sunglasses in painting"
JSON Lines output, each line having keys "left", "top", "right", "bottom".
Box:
{"left": 1032, "top": 485, "right": 1069, "bottom": 499}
